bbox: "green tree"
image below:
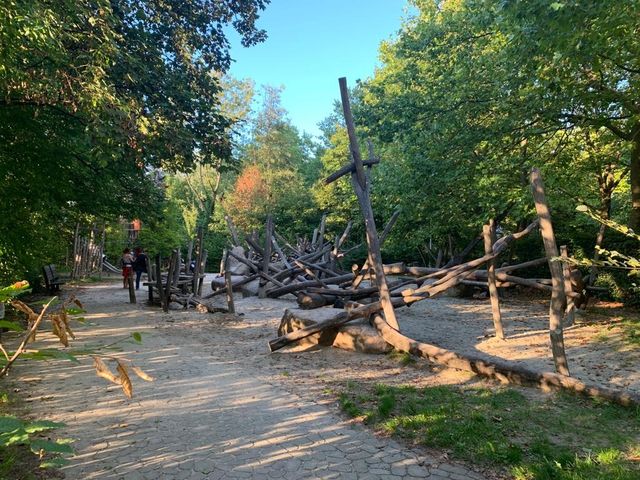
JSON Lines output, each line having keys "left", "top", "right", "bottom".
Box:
{"left": 0, "top": 0, "right": 270, "bottom": 283}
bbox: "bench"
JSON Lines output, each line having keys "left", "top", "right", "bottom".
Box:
{"left": 42, "top": 264, "right": 65, "bottom": 294}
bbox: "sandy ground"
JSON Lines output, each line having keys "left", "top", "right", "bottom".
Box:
{"left": 6, "top": 276, "right": 639, "bottom": 479}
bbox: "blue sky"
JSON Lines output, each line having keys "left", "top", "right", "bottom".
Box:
{"left": 227, "top": 0, "right": 411, "bottom": 137}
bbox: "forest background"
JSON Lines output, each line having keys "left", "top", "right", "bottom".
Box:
{"left": 1, "top": 0, "right": 639, "bottom": 304}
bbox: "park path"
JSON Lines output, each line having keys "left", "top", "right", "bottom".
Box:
{"left": 16, "top": 282, "right": 488, "bottom": 480}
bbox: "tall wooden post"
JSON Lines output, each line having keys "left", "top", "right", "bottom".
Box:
{"left": 259, "top": 215, "right": 273, "bottom": 299}
{"left": 560, "top": 245, "right": 576, "bottom": 327}
{"left": 483, "top": 220, "right": 504, "bottom": 339}
{"left": 531, "top": 168, "right": 570, "bottom": 376}
{"left": 155, "top": 254, "right": 164, "bottom": 310}
{"left": 224, "top": 251, "right": 235, "bottom": 314}
{"left": 192, "top": 227, "right": 204, "bottom": 294}
{"left": 128, "top": 274, "right": 136, "bottom": 304}
{"left": 337, "top": 77, "right": 399, "bottom": 331}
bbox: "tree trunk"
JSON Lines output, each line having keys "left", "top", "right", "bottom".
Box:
{"left": 630, "top": 132, "right": 640, "bottom": 231}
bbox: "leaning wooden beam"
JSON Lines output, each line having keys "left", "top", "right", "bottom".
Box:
{"left": 531, "top": 168, "right": 570, "bottom": 376}
{"left": 352, "top": 210, "right": 401, "bottom": 289}
{"left": 228, "top": 250, "right": 259, "bottom": 273}
{"left": 225, "top": 215, "right": 241, "bottom": 247}
{"left": 271, "top": 235, "right": 292, "bottom": 269}
{"left": 203, "top": 274, "right": 259, "bottom": 298}
{"left": 484, "top": 220, "right": 504, "bottom": 340}
{"left": 336, "top": 77, "right": 399, "bottom": 331}
{"left": 259, "top": 215, "right": 274, "bottom": 299}
{"left": 560, "top": 245, "right": 576, "bottom": 327}
{"left": 245, "top": 235, "right": 265, "bottom": 257}
{"left": 370, "top": 314, "right": 639, "bottom": 407}
{"left": 266, "top": 273, "right": 355, "bottom": 298}
{"left": 323, "top": 158, "right": 381, "bottom": 185}
{"left": 294, "top": 260, "right": 329, "bottom": 288}
{"left": 223, "top": 251, "right": 235, "bottom": 314}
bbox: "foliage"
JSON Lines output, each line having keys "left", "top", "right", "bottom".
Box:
{"left": 339, "top": 0, "right": 639, "bottom": 262}
{"left": 223, "top": 86, "right": 322, "bottom": 238}
{"left": 0, "top": 0, "right": 270, "bottom": 284}
{"left": 341, "top": 383, "right": 640, "bottom": 480}
{"left": 0, "top": 415, "right": 72, "bottom": 469}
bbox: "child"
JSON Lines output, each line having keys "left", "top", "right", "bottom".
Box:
{"left": 121, "top": 248, "right": 134, "bottom": 288}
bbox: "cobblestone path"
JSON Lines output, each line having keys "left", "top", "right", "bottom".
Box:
{"left": 17, "top": 283, "right": 488, "bottom": 480}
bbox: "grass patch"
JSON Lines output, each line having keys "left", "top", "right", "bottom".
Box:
{"left": 620, "top": 317, "right": 640, "bottom": 349}
{"left": 340, "top": 383, "right": 640, "bottom": 480}
{"left": 387, "top": 349, "right": 416, "bottom": 366}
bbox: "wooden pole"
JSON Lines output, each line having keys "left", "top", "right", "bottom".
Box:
{"left": 531, "top": 168, "right": 570, "bottom": 376}
{"left": 224, "top": 251, "right": 235, "bottom": 314}
{"left": 560, "top": 245, "right": 576, "bottom": 327}
{"left": 483, "top": 221, "right": 504, "bottom": 339}
{"left": 337, "top": 77, "right": 399, "bottom": 330}
{"left": 192, "top": 226, "right": 204, "bottom": 293}
{"left": 259, "top": 215, "right": 273, "bottom": 299}
{"left": 198, "top": 249, "right": 208, "bottom": 296}
{"left": 155, "top": 254, "right": 165, "bottom": 311}
{"left": 128, "top": 274, "right": 136, "bottom": 304}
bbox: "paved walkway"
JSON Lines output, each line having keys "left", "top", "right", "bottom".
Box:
{"left": 17, "top": 283, "right": 488, "bottom": 480}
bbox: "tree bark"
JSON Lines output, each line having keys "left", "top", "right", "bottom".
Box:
{"left": 530, "top": 168, "right": 570, "bottom": 376}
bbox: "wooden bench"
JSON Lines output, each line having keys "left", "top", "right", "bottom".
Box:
{"left": 42, "top": 264, "right": 65, "bottom": 294}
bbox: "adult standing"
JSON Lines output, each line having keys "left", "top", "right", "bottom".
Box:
{"left": 121, "top": 248, "right": 134, "bottom": 288}
{"left": 132, "top": 247, "right": 148, "bottom": 290}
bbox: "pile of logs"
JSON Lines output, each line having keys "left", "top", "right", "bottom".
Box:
{"left": 263, "top": 77, "right": 640, "bottom": 407}
{"left": 209, "top": 212, "right": 370, "bottom": 302}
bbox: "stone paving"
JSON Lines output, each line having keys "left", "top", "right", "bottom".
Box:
{"left": 16, "top": 283, "right": 489, "bottom": 480}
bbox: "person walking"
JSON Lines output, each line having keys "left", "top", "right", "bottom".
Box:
{"left": 121, "top": 248, "right": 134, "bottom": 288}
{"left": 132, "top": 247, "right": 148, "bottom": 290}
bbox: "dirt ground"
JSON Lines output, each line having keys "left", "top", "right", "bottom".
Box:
{"left": 7, "top": 277, "right": 640, "bottom": 479}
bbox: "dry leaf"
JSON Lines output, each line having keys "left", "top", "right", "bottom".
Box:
{"left": 116, "top": 360, "right": 133, "bottom": 398}
{"left": 73, "top": 298, "right": 84, "bottom": 309}
{"left": 50, "top": 314, "right": 69, "bottom": 347}
{"left": 60, "top": 311, "right": 75, "bottom": 340}
{"left": 130, "top": 365, "right": 154, "bottom": 382}
{"left": 93, "top": 356, "right": 120, "bottom": 384}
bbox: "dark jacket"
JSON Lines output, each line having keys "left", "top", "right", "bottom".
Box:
{"left": 133, "top": 253, "right": 148, "bottom": 272}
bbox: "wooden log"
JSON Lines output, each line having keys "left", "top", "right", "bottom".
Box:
{"left": 228, "top": 249, "right": 259, "bottom": 273}
{"left": 271, "top": 235, "right": 292, "bottom": 269}
{"left": 224, "top": 251, "right": 235, "bottom": 314}
{"left": 561, "top": 245, "right": 575, "bottom": 327}
{"left": 164, "top": 250, "right": 177, "bottom": 313}
{"left": 259, "top": 215, "right": 273, "bottom": 299}
{"left": 128, "top": 273, "right": 136, "bottom": 304}
{"left": 369, "top": 314, "right": 639, "bottom": 407}
{"left": 192, "top": 226, "right": 204, "bottom": 293}
{"left": 337, "top": 77, "right": 399, "bottom": 331}
{"left": 155, "top": 254, "right": 165, "bottom": 311}
{"left": 198, "top": 249, "right": 208, "bottom": 296}
{"left": 484, "top": 221, "right": 504, "bottom": 340}
{"left": 266, "top": 273, "right": 354, "bottom": 298}
{"left": 323, "top": 158, "right": 381, "bottom": 185}
{"left": 351, "top": 210, "right": 401, "bottom": 288}
{"left": 315, "top": 214, "right": 327, "bottom": 249}
{"left": 296, "top": 292, "right": 336, "bottom": 309}
{"left": 294, "top": 260, "right": 329, "bottom": 288}
{"left": 203, "top": 274, "right": 259, "bottom": 298}
{"left": 498, "top": 257, "right": 548, "bottom": 274}
{"left": 295, "top": 259, "right": 339, "bottom": 277}
{"left": 531, "top": 168, "right": 570, "bottom": 376}
{"left": 245, "top": 235, "right": 265, "bottom": 258}
{"left": 185, "top": 239, "right": 194, "bottom": 274}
